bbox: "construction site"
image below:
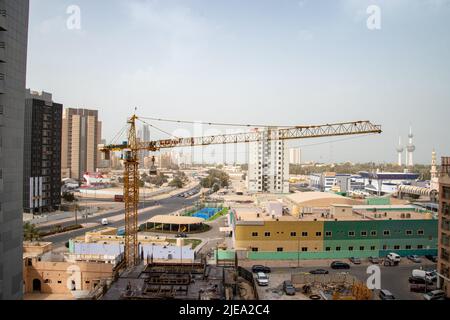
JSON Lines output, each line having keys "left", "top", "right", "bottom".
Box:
{"left": 101, "top": 259, "right": 257, "bottom": 300}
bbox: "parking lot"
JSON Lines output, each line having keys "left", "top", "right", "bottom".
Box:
{"left": 249, "top": 259, "right": 437, "bottom": 300}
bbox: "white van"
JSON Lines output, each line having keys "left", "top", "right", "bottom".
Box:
{"left": 412, "top": 269, "right": 436, "bottom": 282}
{"left": 101, "top": 218, "right": 109, "bottom": 226}
{"left": 387, "top": 252, "right": 401, "bottom": 262}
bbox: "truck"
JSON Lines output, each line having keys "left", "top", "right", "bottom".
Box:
{"left": 114, "top": 195, "right": 124, "bottom": 202}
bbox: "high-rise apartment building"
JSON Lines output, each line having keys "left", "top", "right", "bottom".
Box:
{"left": 289, "top": 147, "right": 302, "bottom": 165}
{"left": 61, "top": 108, "right": 101, "bottom": 180}
{"left": 247, "top": 128, "right": 289, "bottom": 194}
{"left": 0, "top": 0, "right": 30, "bottom": 300}
{"left": 438, "top": 157, "right": 450, "bottom": 298}
{"left": 23, "top": 90, "right": 62, "bottom": 214}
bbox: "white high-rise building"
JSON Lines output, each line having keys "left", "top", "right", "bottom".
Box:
{"left": 289, "top": 148, "right": 302, "bottom": 165}
{"left": 247, "top": 128, "right": 289, "bottom": 194}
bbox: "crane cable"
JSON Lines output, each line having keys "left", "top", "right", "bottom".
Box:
{"left": 136, "top": 117, "right": 181, "bottom": 140}
{"left": 138, "top": 116, "right": 293, "bottom": 128}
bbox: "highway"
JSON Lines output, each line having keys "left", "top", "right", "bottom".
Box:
{"left": 41, "top": 187, "right": 201, "bottom": 246}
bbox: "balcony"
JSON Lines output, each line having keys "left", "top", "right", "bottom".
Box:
{"left": 0, "top": 73, "right": 4, "bottom": 94}
{"left": 0, "top": 41, "right": 5, "bottom": 63}
{"left": 0, "top": 10, "right": 6, "bottom": 31}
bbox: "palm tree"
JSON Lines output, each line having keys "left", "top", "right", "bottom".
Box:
{"left": 23, "top": 222, "right": 41, "bottom": 242}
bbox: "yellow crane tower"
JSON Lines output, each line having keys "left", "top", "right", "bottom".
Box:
{"left": 102, "top": 115, "right": 382, "bottom": 268}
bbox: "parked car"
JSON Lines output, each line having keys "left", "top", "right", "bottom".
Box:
{"left": 256, "top": 272, "right": 269, "bottom": 286}
{"left": 175, "top": 233, "right": 188, "bottom": 238}
{"left": 369, "top": 256, "right": 380, "bottom": 264}
{"left": 252, "top": 265, "right": 271, "bottom": 273}
{"left": 309, "top": 269, "right": 329, "bottom": 275}
{"left": 409, "top": 276, "right": 433, "bottom": 285}
{"left": 386, "top": 252, "right": 401, "bottom": 262}
{"left": 423, "top": 290, "right": 446, "bottom": 300}
{"left": 283, "top": 280, "right": 296, "bottom": 296}
{"left": 379, "top": 289, "right": 395, "bottom": 300}
{"left": 407, "top": 255, "right": 422, "bottom": 263}
{"left": 330, "top": 261, "right": 350, "bottom": 270}
{"left": 425, "top": 255, "right": 438, "bottom": 263}
{"left": 349, "top": 257, "right": 362, "bottom": 265}
{"left": 412, "top": 269, "right": 437, "bottom": 282}
{"left": 101, "top": 218, "right": 109, "bottom": 226}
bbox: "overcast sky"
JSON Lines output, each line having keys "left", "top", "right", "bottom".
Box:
{"left": 27, "top": 0, "right": 450, "bottom": 164}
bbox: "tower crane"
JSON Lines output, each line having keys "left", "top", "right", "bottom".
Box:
{"left": 101, "top": 115, "right": 382, "bottom": 267}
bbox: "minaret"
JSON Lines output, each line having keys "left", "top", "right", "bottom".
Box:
{"left": 406, "top": 126, "right": 416, "bottom": 167}
{"left": 396, "top": 136, "right": 404, "bottom": 166}
{"left": 431, "top": 149, "right": 438, "bottom": 180}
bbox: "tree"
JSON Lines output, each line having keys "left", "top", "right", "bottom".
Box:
{"left": 201, "top": 169, "right": 230, "bottom": 191}
{"left": 62, "top": 192, "right": 76, "bottom": 202}
{"left": 23, "top": 222, "right": 41, "bottom": 242}
{"left": 169, "top": 177, "right": 184, "bottom": 189}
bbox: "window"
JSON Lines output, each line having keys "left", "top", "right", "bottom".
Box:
{"left": 383, "top": 245, "right": 387, "bottom": 250}
{"left": 405, "top": 230, "right": 413, "bottom": 236}
{"left": 370, "top": 246, "right": 376, "bottom": 251}
{"left": 405, "top": 245, "right": 412, "bottom": 250}
{"left": 394, "top": 245, "right": 400, "bottom": 250}
{"left": 252, "top": 232, "right": 258, "bottom": 237}
{"left": 336, "top": 247, "right": 341, "bottom": 251}
{"left": 301, "top": 247, "right": 308, "bottom": 252}
{"left": 264, "top": 232, "right": 271, "bottom": 237}
{"left": 371, "top": 231, "right": 377, "bottom": 236}
{"left": 348, "top": 246, "right": 354, "bottom": 251}
{"left": 348, "top": 231, "right": 355, "bottom": 237}
{"left": 252, "top": 248, "right": 259, "bottom": 252}
{"left": 417, "top": 245, "right": 423, "bottom": 249}
{"left": 325, "top": 231, "right": 332, "bottom": 237}
{"left": 360, "top": 246, "right": 365, "bottom": 251}
{"left": 85, "top": 281, "right": 90, "bottom": 284}
{"left": 361, "top": 231, "right": 367, "bottom": 237}
{"left": 417, "top": 230, "right": 424, "bottom": 235}
{"left": 316, "top": 232, "right": 322, "bottom": 237}
{"left": 290, "top": 232, "right": 297, "bottom": 237}
{"left": 277, "top": 247, "right": 283, "bottom": 252}
{"left": 383, "top": 230, "right": 390, "bottom": 236}
{"left": 325, "top": 247, "right": 331, "bottom": 251}
{"left": 57, "top": 281, "right": 62, "bottom": 284}
{"left": 302, "top": 232, "right": 308, "bottom": 237}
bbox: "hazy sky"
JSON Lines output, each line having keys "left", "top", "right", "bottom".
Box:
{"left": 27, "top": 0, "right": 450, "bottom": 164}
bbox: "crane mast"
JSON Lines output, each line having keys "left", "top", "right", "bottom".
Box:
{"left": 123, "top": 115, "right": 139, "bottom": 267}
{"left": 102, "top": 115, "right": 382, "bottom": 268}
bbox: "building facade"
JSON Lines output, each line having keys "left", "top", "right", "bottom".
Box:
{"left": 247, "top": 128, "right": 289, "bottom": 194}
{"left": 0, "top": 0, "right": 29, "bottom": 300}
{"left": 23, "top": 90, "right": 62, "bottom": 213}
{"left": 438, "top": 157, "right": 450, "bottom": 298}
{"left": 61, "top": 108, "right": 101, "bottom": 180}
{"left": 230, "top": 205, "right": 438, "bottom": 260}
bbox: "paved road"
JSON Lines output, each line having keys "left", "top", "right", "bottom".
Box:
{"left": 255, "top": 262, "right": 437, "bottom": 300}
{"left": 43, "top": 187, "right": 201, "bottom": 245}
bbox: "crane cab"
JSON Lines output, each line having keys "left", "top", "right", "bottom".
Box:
{"left": 122, "top": 149, "right": 133, "bottom": 161}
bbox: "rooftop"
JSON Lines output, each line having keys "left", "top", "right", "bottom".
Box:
{"left": 232, "top": 204, "right": 434, "bottom": 223}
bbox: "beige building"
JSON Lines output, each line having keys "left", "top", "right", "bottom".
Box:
{"left": 23, "top": 242, "right": 118, "bottom": 298}
{"left": 61, "top": 108, "right": 102, "bottom": 180}
{"left": 438, "top": 157, "right": 450, "bottom": 298}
